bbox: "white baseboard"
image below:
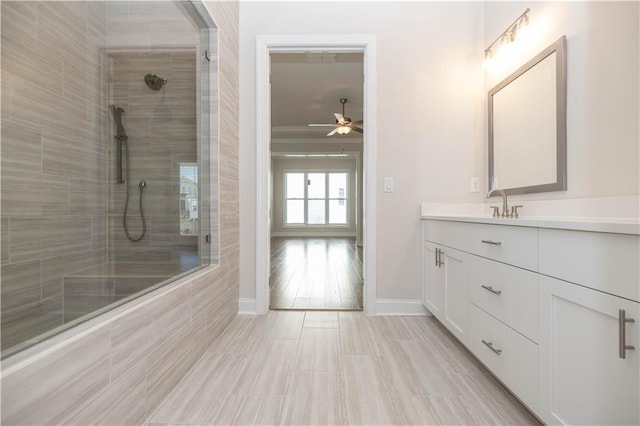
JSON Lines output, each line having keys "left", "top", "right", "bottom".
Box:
{"left": 238, "top": 298, "right": 257, "bottom": 314}
{"left": 271, "top": 231, "right": 356, "bottom": 238}
{"left": 375, "top": 299, "right": 429, "bottom": 316}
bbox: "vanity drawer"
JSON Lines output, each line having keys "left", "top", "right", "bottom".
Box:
{"left": 539, "top": 228, "right": 640, "bottom": 302}
{"left": 469, "top": 224, "right": 538, "bottom": 271}
{"left": 424, "top": 219, "right": 474, "bottom": 251}
{"left": 468, "top": 256, "right": 538, "bottom": 342}
{"left": 424, "top": 220, "right": 538, "bottom": 271}
{"left": 468, "top": 303, "right": 539, "bottom": 412}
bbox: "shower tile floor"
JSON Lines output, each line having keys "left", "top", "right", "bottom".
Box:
{"left": 147, "top": 311, "right": 541, "bottom": 425}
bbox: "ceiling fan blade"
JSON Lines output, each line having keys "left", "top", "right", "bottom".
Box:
{"left": 308, "top": 124, "right": 336, "bottom": 127}
{"left": 327, "top": 128, "right": 338, "bottom": 136}
{"left": 351, "top": 126, "right": 363, "bottom": 134}
{"left": 353, "top": 120, "right": 363, "bottom": 125}
{"left": 334, "top": 113, "right": 345, "bottom": 123}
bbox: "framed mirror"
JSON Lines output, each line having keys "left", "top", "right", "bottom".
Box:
{"left": 488, "top": 36, "right": 567, "bottom": 195}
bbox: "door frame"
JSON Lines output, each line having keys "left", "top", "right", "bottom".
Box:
{"left": 255, "top": 34, "right": 377, "bottom": 314}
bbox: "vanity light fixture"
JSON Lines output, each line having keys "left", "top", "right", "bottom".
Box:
{"left": 484, "top": 8, "right": 530, "bottom": 68}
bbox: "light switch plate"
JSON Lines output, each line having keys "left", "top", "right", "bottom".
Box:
{"left": 383, "top": 177, "right": 394, "bottom": 193}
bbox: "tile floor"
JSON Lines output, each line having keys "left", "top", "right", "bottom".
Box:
{"left": 148, "top": 311, "right": 540, "bottom": 425}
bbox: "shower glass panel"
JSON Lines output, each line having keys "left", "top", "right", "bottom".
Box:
{"left": 0, "top": 1, "right": 215, "bottom": 357}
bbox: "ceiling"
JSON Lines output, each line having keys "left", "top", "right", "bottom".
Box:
{"left": 270, "top": 52, "right": 364, "bottom": 141}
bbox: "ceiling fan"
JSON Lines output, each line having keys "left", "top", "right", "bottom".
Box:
{"left": 308, "top": 98, "right": 363, "bottom": 136}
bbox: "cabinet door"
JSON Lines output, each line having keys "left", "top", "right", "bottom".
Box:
{"left": 539, "top": 275, "right": 639, "bottom": 425}
{"left": 423, "top": 242, "right": 444, "bottom": 319}
{"left": 441, "top": 247, "right": 468, "bottom": 343}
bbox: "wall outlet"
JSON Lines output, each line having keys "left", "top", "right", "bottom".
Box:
{"left": 470, "top": 177, "right": 480, "bottom": 193}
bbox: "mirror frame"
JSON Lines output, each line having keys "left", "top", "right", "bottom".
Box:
{"left": 488, "top": 35, "right": 567, "bottom": 195}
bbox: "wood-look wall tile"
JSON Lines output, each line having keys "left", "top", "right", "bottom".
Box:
{"left": 1, "top": 170, "right": 69, "bottom": 216}
{"left": 1, "top": 120, "right": 42, "bottom": 173}
{"left": 9, "top": 217, "right": 92, "bottom": 263}
{"left": 145, "top": 312, "right": 207, "bottom": 414}
{"left": 1, "top": 325, "right": 110, "bottom": 425}
{"left": 1, "top": 298, "right": 63, "bottom": 350}
{"left": 1, "top": 216, "right": 9, "bottom": 265}
{"left": 63, "top": 359, "right": 146, "bottom": 426}
{"left": 206, "top": 285, "right": 238, "bottom": 348}
{"left": 110, "top": 301, "right": 154, "bottom": 381}
{"left": 42, "top": 133, "right": 103, "bottom": 179}
{"left": 1, "top": 259, "right": 42, "bottom": 311}
{"left": 41, "top": 249, "right": 105, "bottom": 290}
{"left": 191, "top": 268, "right": 221, "bottom": 316}
{"left": 0, "top": 2, "right": 37, "bottom": 47}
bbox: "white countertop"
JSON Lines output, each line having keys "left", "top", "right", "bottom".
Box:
{"left": 420, "top": 214, "right": 640, "bottom": 235}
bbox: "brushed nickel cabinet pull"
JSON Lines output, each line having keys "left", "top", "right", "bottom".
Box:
{"left": 482, "top": 340, "right": 502, "bottom": 355}
{"left": 481, "top": 285, "right": 502, "bottom": 295}
{"left": 434, "top": 248, "right": 438, "bottom": 267}
{"left": 619, "top": 309, "right": 636, "bottom": 359}
{"left": 481, "top": 240, "right": 502, "bottom": 246}
{"left": 438, "top": 248, "right": 444, "bottom": 267}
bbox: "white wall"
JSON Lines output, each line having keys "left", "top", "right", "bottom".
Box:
{"left": 240, "top": 2, "right": 485, "bottom": 302}
{"left": 483, "top": 1, "right": 640, "bottom": 216}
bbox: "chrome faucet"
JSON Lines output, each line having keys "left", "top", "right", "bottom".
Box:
{"left": 487, "top": 189, "right": 509, "bottom": 218}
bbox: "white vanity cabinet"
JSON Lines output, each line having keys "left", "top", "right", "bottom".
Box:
{"left": 423, "top": 241, "right": 468, "bottom": 343}
{"left": 538, "top": 275, "right": 639, "bottom": 425}
{"left": 422, "top": 217, "right": 640, "bottom": 425}
{"left": 537, "top": 227, "right": 639, "bottom": 426}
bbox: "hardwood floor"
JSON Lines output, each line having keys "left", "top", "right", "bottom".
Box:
{"left": 269, "top": 237, "right": 363, "bottom": 310}
{"left": 148, "top": 311, "right": 541, "bottom": 425}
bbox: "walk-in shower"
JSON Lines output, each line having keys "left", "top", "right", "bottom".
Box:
{"left": 0, "top": 0, "right": 215, "bottom": 356}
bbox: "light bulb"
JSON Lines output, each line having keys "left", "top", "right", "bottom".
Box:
{"left": 336, "top": 126, "right": 351, "bottom": 135}
{"left": 516, "top": 20, "right": 532, "bottom": 44}
{"left": 483, "top": 50, "right": 494, "bottom": 70}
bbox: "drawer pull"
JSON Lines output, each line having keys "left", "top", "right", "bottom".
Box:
{"left": 482, "top": 340, "right": 502, "bottom": 355}
{"left": 619, "top": 309, "right": 636, "bottom": 359}
{"left": 481, "top": 239, "right": 502, "bottom": 246}
{"left": 481, "top": 285, "right": 502, "bottom": 295}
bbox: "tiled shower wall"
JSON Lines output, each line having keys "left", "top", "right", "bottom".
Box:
{"left": 0, "top": 1, "right": 109, "bottom": 349}
{"left": 1, "top": 0, "right": 240, "bottom": 424}
{"left": 108, "top": 51, "right": 198, "bottom": 268}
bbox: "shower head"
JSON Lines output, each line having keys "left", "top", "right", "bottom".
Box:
{"left": 144, "top": 73, "right": 167, "bottom": 91}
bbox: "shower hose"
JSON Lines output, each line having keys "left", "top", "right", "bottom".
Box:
{"left": 122, "top": 137, "right": 147, "bottom": 242}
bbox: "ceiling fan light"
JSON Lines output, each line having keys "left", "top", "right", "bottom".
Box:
{"left": 336, "top": 125, "right": 351, "bottom": 135}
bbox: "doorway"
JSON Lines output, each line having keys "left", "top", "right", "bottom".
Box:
{"left": 268, "top": 52, "right": 363, "bottom": 310}
{"left": 255, "top": 35, "right": 377, "bottom": 314}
